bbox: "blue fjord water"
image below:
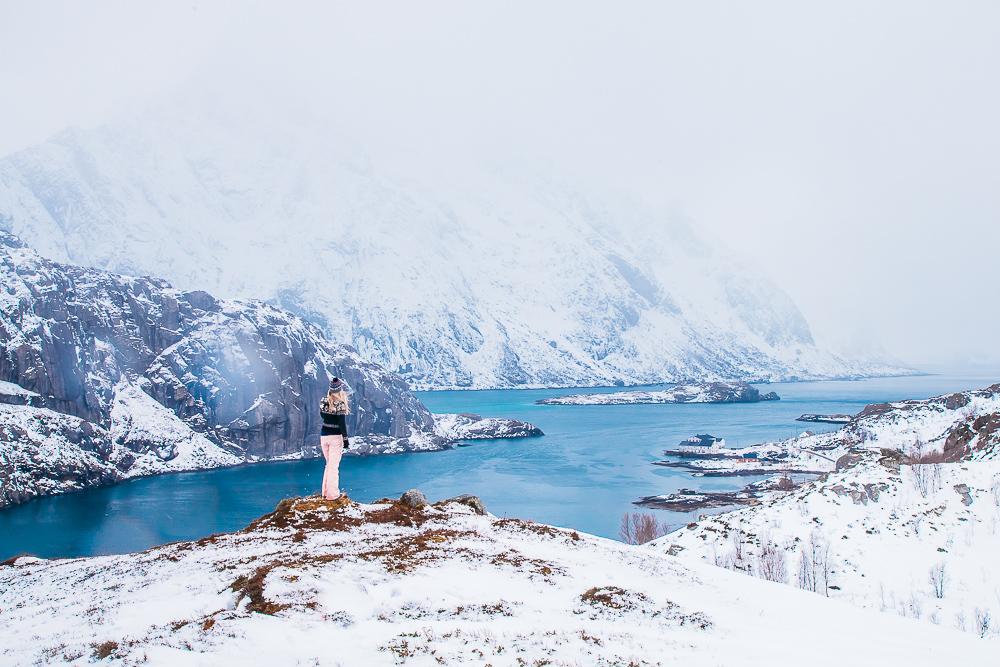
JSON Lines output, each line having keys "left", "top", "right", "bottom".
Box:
{"left": 0, "top": 375, "right": 992, "bottom": 560}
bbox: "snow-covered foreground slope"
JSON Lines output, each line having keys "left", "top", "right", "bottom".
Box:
{"left": 1, "top": 494, "right": 990, "bottom": 666}
{"left": 0, "top": 107, "right": 905, "bottom": 388}
{"left": 654, "top": 383, "right": 1000, "bottom": 639}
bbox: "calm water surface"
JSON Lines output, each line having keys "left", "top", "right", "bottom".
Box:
{"left": 0, "top": 374, "right": 993, "bottom": 559}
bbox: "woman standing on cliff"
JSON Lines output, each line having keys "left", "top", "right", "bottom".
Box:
{"left": 319, "top": 377, "right": 351, "bottom": 500}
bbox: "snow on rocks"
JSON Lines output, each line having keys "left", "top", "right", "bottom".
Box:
{"left": 0, "top": 403, "right": 124, "bottom": 507}
{"left": 537, "top": 381, "right": 780, "bottom": 405}
{"left": 0, "top": 380, "right": 40, "bottom": 399}
{"left": 653, "top": 383, "right": 1000, "bottom": 640}
{"left": 434, "top": 412, "right": 544, "bottom": 440}
{"left": 109, "top": 379, "right": 243, "bottom": 473}
{"left": 0, "top": 492, "right": 990, "bottom": 665}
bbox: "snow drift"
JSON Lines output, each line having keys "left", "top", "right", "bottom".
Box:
{"left": 0, "top": 492, "right": 990, "bottom": 665}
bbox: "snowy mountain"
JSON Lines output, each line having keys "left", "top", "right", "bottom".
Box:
{"left": 1, "top": 492, "right": 992, "bottom": 665}
{"left": 0, "top": 107, "right": 905, "bottom": 388}
{"left": 0, "top": 231, "right": 451, "bottom": 507}
{"left": 654, "top": 383, "right": 1000, "bottom": 640}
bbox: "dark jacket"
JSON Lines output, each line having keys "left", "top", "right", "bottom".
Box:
{"left": 320, "top": 410, "right": 349, "bottom": 437}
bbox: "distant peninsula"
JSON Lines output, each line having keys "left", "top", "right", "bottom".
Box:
{"left": 536, "top": 381, "right": 780, "bottom": 406}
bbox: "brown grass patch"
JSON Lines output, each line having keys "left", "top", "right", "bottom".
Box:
{"left": 91, "top": 641, "right": 118, "bottom": 660}
{"left": 230, "top": 565, "right": 292, "bottom": 615}
{"left": 243, "top": 496, "right": 433, "bottom": 537}
{"left": 489, "top": 549, "right": 559, "bottom": 577}
{"left": 455, "top": 601, "right": 515, "bottom": 617}
{"left": 580, "top": 586, "right": 641, "bottom": 609}
{"left": 492, "top": 517, "right": 563, "bottom": 539}
{"left": 243, "top": 496, "right": 362, "bottom": 534}
{"left": 230, "top": 537, "right": 412, "bottom": 615}
{"left": 365, "top": 502, "right": 434, "bottom": 528}
{"left": 354, "top": 529, "right": 473, "bottom": 572}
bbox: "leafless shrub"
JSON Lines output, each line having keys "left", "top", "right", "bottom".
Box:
{"left": 974, "top": 608, "right": 992, "bottom": 639}
{"left": 955, "top": 610, "right": 967, "bottom": 632}
{"left": 929, "top": 562, "right": 948, "bottom": 599}
{"left": 908, "top": 594, "right": 923, "bottom": 620}
{"left": 797, "top": 543, "right": 814, "bottom": 593}
{"left": 907, "top": 449, "right": 949, "bottom": 465}
{"left": 930, "top": 611, "right": 941, "bottom": 625}
{"left": 906, "top": 437, "right": 952, "bottom": 464}
{"left": 909, "top": 463, "right": 943, "bottom": 498}
{"left": 729, "top": 531, "right": 746, "bottom": 569}
{"left": 797, "top": 532, "right": 831, "bottom": 596}
{"left": 754, "top": 539, "right": 787, "bottom": 584}
{"left": 618, "top": 513, "right": 669, "bottom": 545}
{"left": 991, "top": 480, "right": 1000, "bottom": 507}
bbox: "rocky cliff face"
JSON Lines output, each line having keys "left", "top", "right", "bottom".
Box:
{"left": 0, "top": 231, "right": 433, "bottom": 451}
{"left": 0, "top": 232, "right": 445, "bottom": 506}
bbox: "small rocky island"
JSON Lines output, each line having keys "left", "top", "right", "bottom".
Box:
{"left": 434, "top": 413, "right": 544, "bottom": 440}
{"left": 796, "top": 413, "right": 853, "bottom": 424}
{"left": 536, "top": 381, "right": 779, "bottom": 406}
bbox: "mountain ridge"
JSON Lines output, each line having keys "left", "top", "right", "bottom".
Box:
{"left": 0, "top": 110, "right": 909, "bottom": 389}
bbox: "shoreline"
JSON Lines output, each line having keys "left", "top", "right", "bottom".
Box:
{"left": 0, "top": 420, "right": 545, "bottom": 513}
{"left": 410, "top": 371, "right": 928, "bottom": 393}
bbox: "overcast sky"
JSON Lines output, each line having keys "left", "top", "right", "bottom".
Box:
{"left": 2, "top": 1, "right": 999, "bottom": 370}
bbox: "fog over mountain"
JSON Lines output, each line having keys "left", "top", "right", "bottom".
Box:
{"left": 0, "top": 101, "right": 901, "bottom": 387}
{"left": 1, "top": 1, "right": 998, "bottom": 371}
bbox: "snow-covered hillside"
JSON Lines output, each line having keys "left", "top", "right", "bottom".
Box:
{"left": 0, "top": 107, "right": 904, "bottom": 388}
{"left": 654, "top": 383, "right": 1000, "bottom": 639}
{"left": 1, "top": 492, "right": 991, "bottom": 666}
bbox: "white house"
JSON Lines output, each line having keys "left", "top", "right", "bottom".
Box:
{"left": 677, "top": 433, "right": 726, "bottom": 454}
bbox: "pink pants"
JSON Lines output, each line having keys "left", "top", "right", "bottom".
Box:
{"left": 320, "top": 435, "right": 345, "bottom": 500}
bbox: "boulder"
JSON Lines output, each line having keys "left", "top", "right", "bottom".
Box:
{"left": 399, "top": 489, "right": 429, "bottom": 509}
{"left": 435, "top": 494, "right": 487, "bottom": 515}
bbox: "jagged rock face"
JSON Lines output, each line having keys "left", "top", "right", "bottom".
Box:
{"left": 0, "top": 404, "right": 124, "bottom": 508}
{"left": 0, "top": 232, "right": 433, "bottom": 460}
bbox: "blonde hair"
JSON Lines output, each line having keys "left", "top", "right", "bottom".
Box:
{"left": 321, "top": 389, "right": 350, "bottom": 415}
